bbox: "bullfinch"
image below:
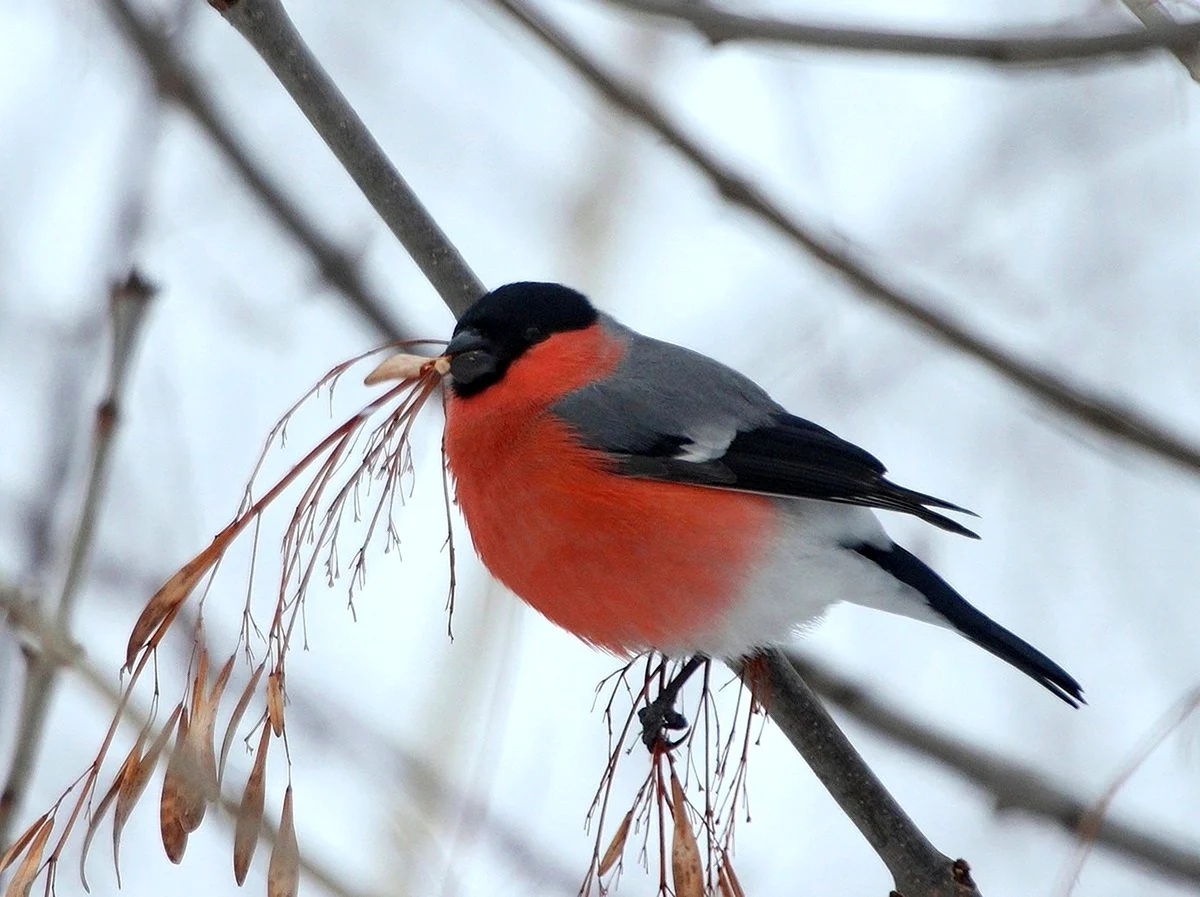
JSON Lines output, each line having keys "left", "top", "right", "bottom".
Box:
{"left": 441, "top": 282, "right": 1083, "bottom": 723}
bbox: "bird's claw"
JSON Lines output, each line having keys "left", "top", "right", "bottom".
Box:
{"left": 638, "top": 700, "right": 689, "bottom": 750}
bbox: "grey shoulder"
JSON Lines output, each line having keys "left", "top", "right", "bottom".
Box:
{"left": 551, "top": 316, "right": 782, "bottom": 455}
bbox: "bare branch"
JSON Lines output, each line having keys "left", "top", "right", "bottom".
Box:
{"left": 0, "top": 273, "right": 156, "bottom": 847}
{"left": 101, "top": 0, "right": 414, "bottom": 341}
{"left": 1118, "top": 0, "right": 1200, "bottom": 82}
{"left": 209, "top": 0, "right": 486, "bottom": 318}
{"left": 603, "top": 0, "right": 1200, "bottom": 66}
{"left": 738, "top": 652, "right": 982, "bottom": 896}
{"left": 486, "top": 0, "right": 1200, "bottom": 479}
{"left": 787, "top": 652, "right": 1200, "bottom": 889}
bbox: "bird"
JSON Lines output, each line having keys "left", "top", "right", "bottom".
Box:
{"left": 440, "top": 281, "right": 1083, "bottom": 736}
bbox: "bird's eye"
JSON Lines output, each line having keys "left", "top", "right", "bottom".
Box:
{"left": 449, "top": 348, "right": 498, "bottom": 386}
{"left": 523, "top": 325, "right": 542, "bottom": 342}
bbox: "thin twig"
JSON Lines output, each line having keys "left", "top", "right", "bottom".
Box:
{"left": 787, "top": 652, "right": 1200, "bottom": 889}
{"left": 738, "top": 651, "right": 982, "bottom": 896}
{"left": 1118, "top": 0, "right": 1200, "bottom": 82}
{"left": 485, "top": 0, "right": 1200, "bottom": 479}
{"left": 0, "top": 585, "right": 574, "bottom": 896}
{"left": 100, "top": 0, "right": 414, "bottom": 341}
{"left": 603, "top": 0, "right": 1200, "bottom": 65}
{"left": 210, "top": 0, "right": 486, "bottom": 318}
{"left": 0, "top": 274, "right": 156, "bottom": 849}
{"left": 0, "top": 586, "right": 371, "bottom": 897}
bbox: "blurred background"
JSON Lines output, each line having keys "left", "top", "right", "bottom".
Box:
{"left": 1, "top": 0, "right": 1199, "bottom": 895}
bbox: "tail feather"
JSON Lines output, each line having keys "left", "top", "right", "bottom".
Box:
{"left": 852, "top": 542, "right": 1084, "bottom": 707}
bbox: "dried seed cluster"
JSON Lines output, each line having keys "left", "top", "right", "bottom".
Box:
{"left": 0, "top": 344, "right": 449, "bottom": 897}
{"left": 582, "top": 655, "right": 761, "bottom": 896}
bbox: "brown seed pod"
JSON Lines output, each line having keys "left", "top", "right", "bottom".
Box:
{"left": 266, "top": 672, "right": 285, "bottom": 737}
{"left": 597, "top": 809, "right": 634, "bottom": 877}
{"left": 267, "top": 787, "right": 300, "bottom": 897}
{"left": 669, "top": 767, "right": 704, "bottom": 897}
{"left": 3, "top": 815, "right": 52, "bottom": 897}
{"left": 233, "top": 723, "right": 271, "bottom": 885}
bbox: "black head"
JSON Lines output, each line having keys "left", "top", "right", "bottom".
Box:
{"left": 445, "top": 282, "right": 598, "bottom": 397}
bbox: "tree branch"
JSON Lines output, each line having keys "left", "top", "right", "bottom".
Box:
{"left": 603, "top": 0, "right": 1200, "bottom": 65}
{"left": 485, "top": 0, "right": 1200, "bottom": 480}
{"left": 786, "top": 652, "right": 1200, "bottom": 890}
{"left": 739, "top": 651, "right": 981, "bottom": 896}
{"left": 101, "top": 0, "right": 414, "bottom": 341}
{"left": 1118, "top": 0, "right": 1200, "bottom": 82}
{"left": 209, "top": 0, "right": 486, "bottom": 318}
{"left": 0, "top": 273, "right": 156, "bottom": 848}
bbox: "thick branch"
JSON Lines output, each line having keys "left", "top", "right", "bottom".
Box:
{"left": 487, "top": 0, "right": 1200, "bottom": 480}
{"left": 211, "top": 0, "right": 486, "bottom": 317}
{"left": 102, "top": 0, "right": 413, "bottom": 341}
{"left": 739, "top": 651, "right": 981, "bottom": 896}
{"left": 604, "top": 0, "right": 1200, "bottom": 65}
{"left": 788, "top": 652, "right": 1200, "bottom": 889}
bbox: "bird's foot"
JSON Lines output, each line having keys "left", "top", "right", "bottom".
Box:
{"left": 637, "top": 655, "right": 708, "bottom": 751}
{"left": 637, "top": 696, "right": 689, "bottom": 751}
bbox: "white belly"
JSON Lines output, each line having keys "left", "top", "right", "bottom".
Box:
{"left": 663, "top": 498, "right": 946, "bottom": 659}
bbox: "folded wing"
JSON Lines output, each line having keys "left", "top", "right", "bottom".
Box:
{"left": 553, "top": 318, "right": 977, "bottom": 538}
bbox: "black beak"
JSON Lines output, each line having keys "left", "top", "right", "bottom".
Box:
{"left": 445, "top": 328, "right": 488, "bottom": 356}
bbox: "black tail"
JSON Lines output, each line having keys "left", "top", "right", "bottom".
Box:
{"left": 853, "top": 542, "right": 1084, "bottom": 707}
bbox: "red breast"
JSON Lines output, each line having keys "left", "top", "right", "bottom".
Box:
{"left": 444, "top": 322, "right": 778, "bottom": 653}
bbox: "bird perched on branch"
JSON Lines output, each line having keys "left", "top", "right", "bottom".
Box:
{"left": 441, "top": 282, "right": 1082, "bottom": 738}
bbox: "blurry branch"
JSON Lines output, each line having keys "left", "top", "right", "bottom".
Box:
{"left": 1, "top": 586, "right": 84, "bottom": 677}
{"left": 0, "top": 274, "right": 156, "bottom": 849}
{"left": 603, "top": 0, "right": 1200, "bottom": 65}
{"left": 1059, "top": 686, "right": 1200, "bottom": 895}
{"left": 22, "top": 28, "right": 172, "bottom": 577}
{"left": 174, "top": 599, "right": 577, "bottom": 894}
{"left": 0, "top": 589, "right": 574, "bottom": 896}
{"left": 0, "top": 588, "right": 374, "bottom": 897}
{"left": 20, "top": 318, "right": 101, "bottom": 576}
{"left": 739, "top": 651, "right": 981, "bottom": 897}
{"left": 561, "top": 26, "right": 667, "bottom": 283}
{"left": 487, "top": 0, "right": 1200, "bottom": 480}
{"left": 101, "top": 0, "right": 413, "bottom": 341}
{"left": 209, "top": 0, "right": 486, "bottom": 318}
{"left": 286, "top": 681, "right": 580, "bottom": 894}
{"left": 788, "top": 652, "right": 1200, "bottom": 889}
{"left": 1118, "top": 0, "right": 1200, "bottom": 82}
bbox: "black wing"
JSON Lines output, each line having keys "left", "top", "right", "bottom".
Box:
{"left": 616, "top": 412, "right": 979, "bottom": 539}
{"left": 551, "top": 319, "right": 977, "bottom": 538}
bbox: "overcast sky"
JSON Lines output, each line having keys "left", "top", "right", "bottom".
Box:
{"left": 2, "top": 1, "right": 1200, "bottom": 896}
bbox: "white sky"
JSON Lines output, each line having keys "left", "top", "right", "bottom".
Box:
{"left": 2, "top": 1, "right": 1200, "bottom": 896}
